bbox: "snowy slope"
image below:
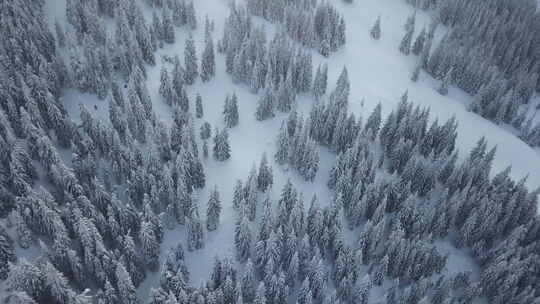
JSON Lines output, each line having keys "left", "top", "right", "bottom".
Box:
{"left": 38, "top": 0, "right": 538, "bottom": 302}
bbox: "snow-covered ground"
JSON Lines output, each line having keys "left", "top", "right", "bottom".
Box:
{"left": 38, "top": 0, "right": 540, "bottom": 301}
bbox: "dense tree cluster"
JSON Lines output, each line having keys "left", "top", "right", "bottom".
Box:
{"left": 0, "top": 1, "right": 209, "bottom": 302}
{"left": 3, "top": 0, "right": 540, "bottom": 303}
{"left": 275, "top": 113, "right": 320, "bottom": 182}
{"left": 246, "top": 0, "right": 346, "bottom": 56}
{"left": 219, "top": 5, "right": 313, "bottom": 102}
{"left": 405, "top": 0, "right": 540, "bottom": 148}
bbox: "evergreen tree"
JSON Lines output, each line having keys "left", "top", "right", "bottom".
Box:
{"left": 399, "top": 24, "right": 414, "bottom": 55}
{"left": 206, "top": 186, "right": 222, "bottom": 231}
{"left": 412, "top": 27, "right": 426, "bottom": 55}
{"left": 364, "top": 103, "right": 382, "bottom": 140}
{"left": 213, "top": 128, "right": 231, "bottom": 161}
{"left": 115, "top": 262, "right": 139, "bottom": 304}
{"left": 187, "top": 207, "right": 204, "bottom": 251}
{"left": 162, "top": 7, "right": 175, "bottom": 44}
{"left": 256, "top": 88, "right": 275, "bottom": 121}
{"left": 274, "top": 122, "right": 289, "bottom": 165}
{"left": 200, "top": 122, "right": 211, "bottom": 140}
{"left": 193, "top": 93, "right": 203, "bottom": 118}
{"left": 203, "top": 141, "right": 209, "bottom": 158}
{"left": 370, "top": 16, "right": 381, "bottom": 40}
{"left": 201, "top": 31, "right": 216, "bottom": 82}
{"left": 184, "top": 34, "right": 198, "bottom": 85}
{"left": 313, "top": 63, "right": 328, "bottom": 100}
{"left": 186, "top": 1, "right": 197, "bottom": 30}
{"left": 223, "top": 94, "right": 239, "bottom": 128}
{"left": 55, "top": 19, "right": 66, "bottom": 48}
{"left": 438, "top": 68, "right": 452, "bottom": 96}
{"left": 139, "top": 220, "right": 160, "bottom": 270}
{"left": 242, "top": 259, "right": 256, "bottom": 301}
{"left": 411, "top": 60, "right": 422, "bottom": 82}
{"left": 257, "top": 153, "right": 273, "bottom": 192}
{"left": 233, "top": 180, "right": 244, "bottom": 210}
{"left": 253, "top": 283, "right": 267, "bottom": 304}
{"left": 235, "top": 212, "right": 252, "bottom": 263}
{"left": 0, "top": 227, "right": 16, "bottom": 280}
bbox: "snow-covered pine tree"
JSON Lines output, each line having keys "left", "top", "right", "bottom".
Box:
{"left": 438, "top": 68, "right": 452, "bottom": 96}
{"left": 0, "top": 227, "right": 15, "bottom": 280}
{"left": 235, "top": 210, "right": 252, "bottom": 263}
{"left": 256, "top": 87, "right": 275, "bottom": 121}
{"left": 223, "top": 93, "right": 239, "bottom": 128}
{"left": 232, "top": 180, "right": 244, "bottom": 210}
{"left": 162, "top": 7, "right": 175, "bottom": 44}
{"left": 187, "top": 206, "right": 204, "bottom": 251}
{"left": 399, "top": 22, "right": 414, "bottom": 55}
{"left": 200, "top": 122, "right": 211, "bottom": 140}
{"left": 139, "top": 220, "right": 160, "bottom": 270}
{"left": 412, "top": 27, "right": 426, "bottom": 55}
{"left": 411, "top": 60, "right": 422, "bottom": 82}
{"left": 186, "top": 1, "right": 197, "bottom": 30}
{"left": 115, "top": 261, "right": 139, "bottom": 304}
{"left": 201, "top": 29, "right": 216, "bottom": 82}
{"left": 257, "top": 153, "right": 273, "bottom": 192}
{"left": 213, "top": 128, "right": 231, "bottom": 161}
{"left": 184, "top": 33, "right": 198, "bottom": 85}
{"left": 55, "top": 19, "right": 66, "bottom": 48}
{"left": 313, "top": 63, "right": 328, "bottom": 100}
{"left": 203, "top": 140, "right": 209, "bottom": 158}
{"left": 196, "top": 93, "right": 204, "bottom": 118}
{"left": 370, "top": 16, "right": 381, "bottom": 40}
{"left": 274, "top": 122, "right": 289, "bottom": 165}
{"left": 206, "top": 186, "right": 222, "bottom": 231}
{"left": 364, "top": 102, "right": 382, "bottom": 140}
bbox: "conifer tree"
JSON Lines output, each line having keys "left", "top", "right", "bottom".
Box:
{"left": 399, "top": 25, "right": 414, "bottom": 55}
{"left": 257, "top": 153, "right": 273, "bottom": 192}
{"left": 55, "top": 19, "right": 66, "bottom": 48}
{"left": 201, "top": 31, "right": 215, "bottom": 82}
{"left": 115, "top": 262, "right": 139, "bottom": 304}
{"left": 200, "top": 122, "right": 211, "bottom": 140}
{"left": 275, "top": 122, "right": 289, "bottom": 165}
{"left": 187, "top": 207, "right": 204, "bottom": 251}
{"left": 370, "top": 16, "right": 381, "bottom": 40}
{"left": 139, "top": 220, "right": 160, "bottom": 270}
{"left": 162, "top": 7, "right": 175, "bottom": 44}
{"left": 411, "top": 60, "right": 422, "bottom": 82}
{"left": 213, "top": 128, "right": 231, "bottom": 161}
{"left": 313, "top": 63, "right": 328, "bottom": 100}
{"left": 223, "top": 94, "right": 239, "bottom": 128}
{"left": 233, "top": 180, "right": 244, "bottom": 210}
{"left": 235, "top": 212, "right": 252, "bottom": 263}
{"left": 438, "top": 68, "right": 452, "bottom": 96}
{"left": 364, "top": 103, "right": 382, "bottom": 140}
{"left": 206, "top": 186, "right": 222, "bottom": 231}
{"left": 184, "top": 33, "right": 198, "bottom": 85}
{"left": 412, "top": 27, "right": 426, "bottom": 55}
{"left": 256, "top": 88, "right": 275, "bottom": 121}
{"left": 203, "top": 140, "right": 209, "bottom": 158}
{"left": 0, "top": 228, "right": 15, "bottom": 280}
{"left": 196, "top": 93, "right": 204, "bottom": 118}
{"left": 186, "top": 1, "right": 197, "bottom": 30}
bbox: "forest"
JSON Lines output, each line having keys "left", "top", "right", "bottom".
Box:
{"left": 1, "top": 0, "right": 540, "bottom": 304}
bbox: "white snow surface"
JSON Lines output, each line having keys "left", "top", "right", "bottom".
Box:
{"left": 40, "top": 0, "right": 540, "bottom": 301}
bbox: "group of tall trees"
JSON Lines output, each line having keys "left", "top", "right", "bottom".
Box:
{"left": 246, "top": 0, "right": 346, "bottom": 56}
{"left": 275, "top": 111, "right": 320, "bottom": 182}
{"left": 219, "top": 4, "right": 314, "bottom": 108}
{"left": 404, "top": 0, "right": 540, "bottom": 148}
{"left": 0, "top": 0, "right": 214, "bottom": 303}
{"left": 3, "top": 0, "right": 540, "bottom": 303}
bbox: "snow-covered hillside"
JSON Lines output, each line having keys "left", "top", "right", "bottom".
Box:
{"left": 2, "top": 0, "right": 540, "bottom": 304}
